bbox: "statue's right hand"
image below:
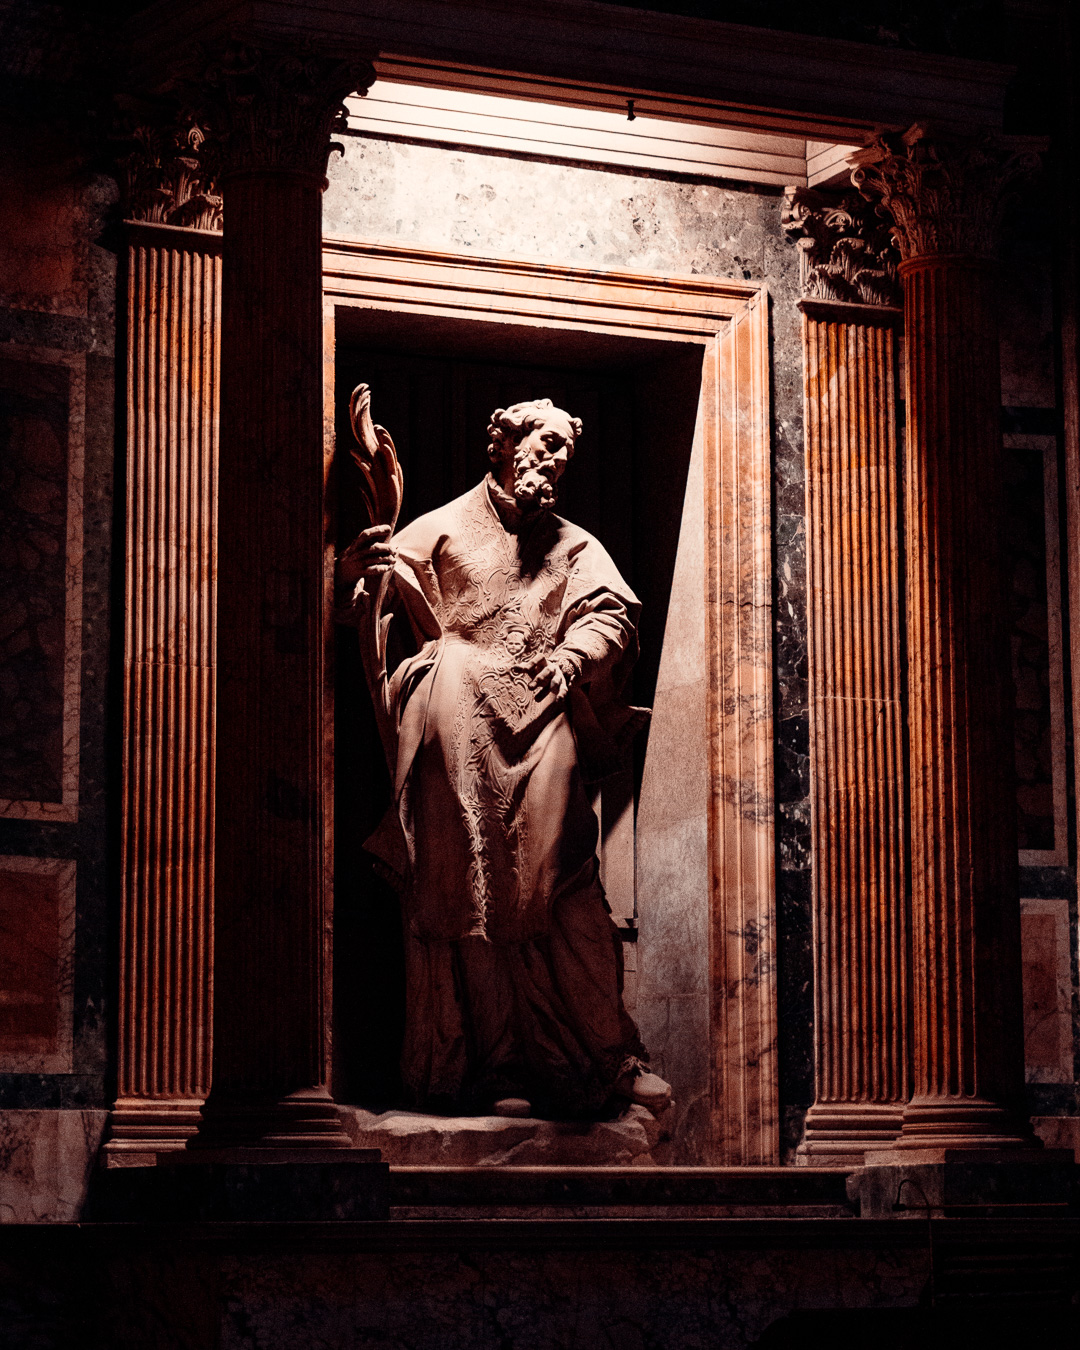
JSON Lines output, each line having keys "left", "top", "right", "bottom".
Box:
{"left": 336, "top": 524, "right": 396, "bottom": 594}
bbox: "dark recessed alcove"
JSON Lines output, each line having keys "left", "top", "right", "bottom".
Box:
{"left": 331, "top": 307, "right": 701, "bottom": 1107}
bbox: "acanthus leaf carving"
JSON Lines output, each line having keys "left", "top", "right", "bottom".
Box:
{"left": 116, "top": 117, "right": 223, "bottom": 232}
{"left": 781, "top": 185, "right": 901, "bottom": 308}
{"left": 849, "top": 123, "right": 1042, "bottom": 262}
{"left": 194, "top": 41, "right": 376, "bottom": 182}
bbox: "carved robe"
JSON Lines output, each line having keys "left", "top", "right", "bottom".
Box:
{"left": 368, "top": 478, "right": 649, "bottom": 1113}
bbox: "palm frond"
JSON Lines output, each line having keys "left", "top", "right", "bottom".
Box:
{"left": 349, "top": 383, "right": 403, "bottom": 533}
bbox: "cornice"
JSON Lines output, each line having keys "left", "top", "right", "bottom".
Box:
{"left": 124, "top": 0, "right": 1014, "bottom": 141}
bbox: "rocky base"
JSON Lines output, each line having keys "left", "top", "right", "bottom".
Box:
{"left": 341, "top": 1103, "right": 673, "bottom": 1165}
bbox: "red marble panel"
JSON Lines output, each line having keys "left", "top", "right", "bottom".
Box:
{"left": 0, "top": 345, "right": 83, "bottom": 821}
{"left": 1020, "top": 898, "right": 1073, "bottom": 1084}
{"left": 0, "top": 857, "right": 75, "bottom": 1072}
{"left": 0, "top": 357, "right": 69, "bottom": 803}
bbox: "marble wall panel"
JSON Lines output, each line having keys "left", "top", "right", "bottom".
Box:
{"left": 1031, "top": 1113, "right": 1080, "bottom": 1160}
{"left": 0, "top": 857, "right": 75, "bottom": 1074}
{"left": 1003, "top": 436, "right": 1067, "bottom": 865}
{"left": 998, "top": 192, "right": 1057, "bottom": 413}
{"left": 0, "top": 346, "right": 83, "bottom": 822}
{"left": 995, "top": 192, "right": 1076, "bottom": 1140}
{"left": 0, "top": 1108, "right": 107, "bottom": 1222}
{"left": 0, "top": 132, "right": 103, "bottom": 321}
{"left": 1020, "top": 897, "right": 1074, "bottom": 1085}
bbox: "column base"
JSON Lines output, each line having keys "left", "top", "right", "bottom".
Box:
{"left": 893, "top": 1096, "right": 1038, "bottom": 1152}
{"left": 849, "top": 1148, "right": 1078, "bottom": 1219}
{"left": 101, "top": 1098, "right": 205, "bottom": 1168}
{"left": 796, "top": 1102, "right": 904, "bottom": 1166}
{"left": 187, "top": 1086, "right": 354, "bottom": 1150}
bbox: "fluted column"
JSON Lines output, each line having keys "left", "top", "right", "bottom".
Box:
{"left": 105, "top": 128, "right": 223, "bottom": 1161}
{"left": 854, "top": 126, "right": 1040, "bottom": 1151}
{"left": 783, "top": 190, "right": 909, "bottom": 1164}
{"left": 188, "top": 43, "right": 374, "bottom": 1149}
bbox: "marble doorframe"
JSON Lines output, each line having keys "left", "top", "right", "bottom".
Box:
{"left": 322, "top": 241, "right": 776, "bottom": 1164}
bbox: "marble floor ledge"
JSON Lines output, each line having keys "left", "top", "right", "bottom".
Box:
{"left": 385, "top": 1162, "right": 855, "bottom": 1212}
{"left": 2, "top": 1216, "right": 1077, "bottom": 1255}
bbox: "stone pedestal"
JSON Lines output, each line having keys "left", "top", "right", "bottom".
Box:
{"left": 186, "top": 43, "right": 374, "bottom": 1151}
{"left": 853, "top": 127, "right": 1041, "bottom": 1153}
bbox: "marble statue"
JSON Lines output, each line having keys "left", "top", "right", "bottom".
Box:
{"left": 338, "top": 393, "right": 670, "bottom": 1120}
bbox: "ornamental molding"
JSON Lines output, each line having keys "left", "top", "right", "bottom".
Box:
{"left": 849, "top": 123, "right": 1042, "bottom": 263}
{"left": 781, "top": 185, "right": 900, "bottom": 308}
{"left": 194, "top": 41, "right": 376, "bottom": 181}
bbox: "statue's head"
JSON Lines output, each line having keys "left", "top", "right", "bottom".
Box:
{"left": 486, "top": 399, "right": 583, "bottom": 512}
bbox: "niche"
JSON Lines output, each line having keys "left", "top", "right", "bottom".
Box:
{"left": 330, "top": 306, "right": 701, "bottom": 1110}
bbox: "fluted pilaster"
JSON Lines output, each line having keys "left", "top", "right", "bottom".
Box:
{"left": 800, "top": 301, "right": 908, "bottom": 1161}
{"left": 783, "top": 188, "right": 909, "bottom": 1163}
{"left": 854, "top": 126, "right": 1039, "bottom": 1151}
{"left": 105, "top": 222, "right": 221, "bottom": 1161}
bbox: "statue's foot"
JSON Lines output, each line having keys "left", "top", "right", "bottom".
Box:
{"left": 492, "top": 1097, "right": 532, "bottom": 1118}
{"left": 615, "top": 1068, "right": 672, "bottom": 1116}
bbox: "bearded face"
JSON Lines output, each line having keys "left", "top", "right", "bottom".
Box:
{"left": 511, "top": 441, "right": 560, "bottom": 510}
{"left": 499, "top": 408, "right": 578, "bottom": 512}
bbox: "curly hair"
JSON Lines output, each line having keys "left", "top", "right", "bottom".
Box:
{"left": 485, "top": 399, "right": 583, "bottom": 462}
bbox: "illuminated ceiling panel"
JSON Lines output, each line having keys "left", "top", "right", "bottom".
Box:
{"left": 346, "top": 82, "right": 857, "bottom": 190}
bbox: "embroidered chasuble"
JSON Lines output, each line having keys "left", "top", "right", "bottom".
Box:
{"left": 366, "top": 478, "right": 650, "bottom": 1112}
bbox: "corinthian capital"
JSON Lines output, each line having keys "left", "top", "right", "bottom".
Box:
{"left": 115, "top": 113, "right": 223, "bottom": 231}
{"left": 195, "top": 41, "right": 377, "bottom": 181}
{"left": 850, "top": 124, "right": 1041, "bottom": 262}
{"left": 781, "top": 186, "right": 900, "bottom": 308}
